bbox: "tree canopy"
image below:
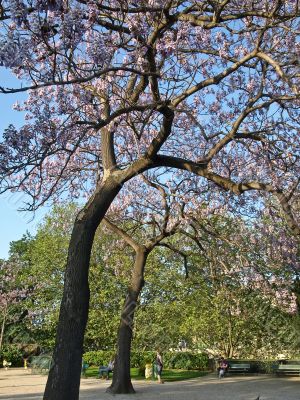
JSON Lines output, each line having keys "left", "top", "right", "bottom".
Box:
{"left": 1, "top": 204, "right": 298, "bottom": 360}
{"left": 0, "top": 0, "right": 299, "bottom": 227}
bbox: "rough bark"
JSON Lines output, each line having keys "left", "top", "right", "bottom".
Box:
{"left": 107, "top": 249, "right": 147, "bottom": 394}
{"left": 0, "top": 304, "right": 7, "bottom": 351}
{"left": 43, "top": 177, "right": 122, "bottom": 400}
{"left": 293, "top": 276, "right": 300, "bottom": 314}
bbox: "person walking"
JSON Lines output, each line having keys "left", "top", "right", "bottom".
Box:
{"left": 156, "top": 350, "right": 164, "bottom": 384}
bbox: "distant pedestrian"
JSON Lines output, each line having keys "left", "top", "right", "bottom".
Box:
{"left": 156, "top": 350, "right": 164, "bottom": 384}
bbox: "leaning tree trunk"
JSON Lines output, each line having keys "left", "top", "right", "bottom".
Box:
{"left": 44, "top": 178, "right": 121, "bottom": 400}
{"left": 107, "top": 249, "right": 148, "bottom": 394}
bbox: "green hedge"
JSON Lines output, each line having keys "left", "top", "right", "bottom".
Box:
{"left": 82, "top": 350, "right": 115, "bottom": 366}
{"left": 82, "top": 350, "right": 156, "bottom": 368}
{"left": 131, "top": 351, "right": 156, "bottom": 368}
{"left": 83, "top": 350, "right": 209, "bottom": 370}
{"left": 255, "top": 360, "right": 278, "bottom": 374}
{"left": 163, "top": 352, "right": 209, "bottom": 370}
{"left": 0, "top": 345, "right": 23, "bottom": 367}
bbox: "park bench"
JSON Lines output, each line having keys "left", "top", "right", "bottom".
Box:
{"left": 81, "top": 362, "right": 89, "bottom": 377}
{"left": 30, "top": 355, "right": 52, "bottom": 374}
{"left": 228, "top": 363, "right": 251, "bottom": 374}
{"left": 276, "top": 364, "right": 300, "bottom": 376}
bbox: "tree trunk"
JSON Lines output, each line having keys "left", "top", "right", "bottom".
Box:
{"left": 107, "top": 249, "right": 147, "bottom": 394}
{"left": 0, "top": 304, "right": 7, "bottom": 352}
{"left": 293, "top": 276, "right": 300, "bottom": 314}
{"left": 227, "top": 317, "right": 234, "bottom": 359}
{"left": 44, "top": 178, "right": 121, "bottom": 400}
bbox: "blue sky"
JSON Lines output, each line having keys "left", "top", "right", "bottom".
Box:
{"left": 0, "top": 69, "right": 48, "bottom": 259}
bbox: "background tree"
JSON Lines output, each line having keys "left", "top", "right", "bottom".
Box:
{"left": 1, "top": 201, "right": 298, "bottom": 365}
{"left": 178, "top": 211, "right": 299, "bottom": 357}
{"left": 24, "top": 204, "right": 130, "bottom": 349}
{"left": 0, "top": 235, "right": 33, "bottom": 352}
{"left": 135, "top": 212, "right": 299, "bottom": 358}
{"left": 104, "top": 174, "right": 187, "bottom": 393}
{"left": 25, "top": 205, "right": 76, "bottom": 347}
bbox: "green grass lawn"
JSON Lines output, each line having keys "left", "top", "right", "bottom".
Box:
{"left": 158, "top": 369, "right": 209, "bottom": 382}
{"left": 84, "top": 367, "right": 209, "bottom": 381}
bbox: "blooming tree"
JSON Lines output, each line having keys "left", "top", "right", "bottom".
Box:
{"left": 0, "top": 258, "right": 30, "bottom": 352}
{"left": 0, "top": 1, "right": 300, "bottom": 398}
{"left": 252, "top": 208, "right": 300, "bottom": 314}
{"left": 181, "top": 210, "right": 299, "bottom": 354}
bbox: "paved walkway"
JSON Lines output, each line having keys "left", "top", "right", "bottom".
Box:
{"left": 0, "top": 369, "right": 300, "bottom": 400}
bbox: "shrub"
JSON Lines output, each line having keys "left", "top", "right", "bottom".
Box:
{"left": 82, "top": 350, "right": 209, "bottom": 370}
{"left": 133, "top": 351, "right": 156, "bottom": 368}
{"left": 0, "top": 344, "right": 23, "bottom": 367}
{"left": 256, "top": 360, "right": 278, "bottom": 374}
{"left": 130, "top": 351, "right": 143, "bottom": 368}
{"left": 82, "top": 350, "right": 115, "bottom": 366}
{"left": 163, "top": 352, "right": 209, "bottom": 370}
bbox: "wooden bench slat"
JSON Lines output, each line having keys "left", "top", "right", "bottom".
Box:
{"left": 276, "top": 364, "right": 300, "bottom": 375}
{"left": 228, "top": 363, "right": 251, "bottom": 373}
{"left": 278, "top": 365, "right": 300, "bottom": 370}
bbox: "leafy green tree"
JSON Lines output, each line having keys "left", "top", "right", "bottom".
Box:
{"left": 0, "top": 235, "right": 33, "bottom": 352}
{"left": 3, "top": 203, "right": 298, "bottom": 363}
{"left": 85, "top": 229, "right": 132, "bottom": 350}
{"left": 134, "top": 214, "right": 299, "bottom": 359}
{"left": 21, "top": 204, "right": 128, "bottom": 349}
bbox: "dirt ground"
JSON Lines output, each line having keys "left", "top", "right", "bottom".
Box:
{"left": 0, "top": 368, "right": 300, "bottom": 400}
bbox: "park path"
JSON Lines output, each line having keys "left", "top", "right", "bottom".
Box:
{"left": 0, "top": 368, "right": 300, "bottom": 400}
